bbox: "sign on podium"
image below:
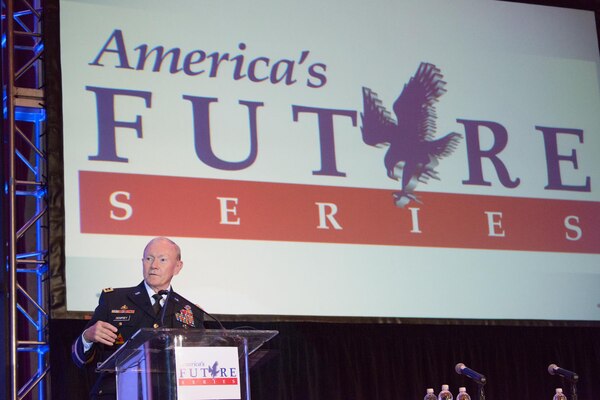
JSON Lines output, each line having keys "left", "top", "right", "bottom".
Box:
{"left": 97, "top": 328, "right": 278, "bottom": 400}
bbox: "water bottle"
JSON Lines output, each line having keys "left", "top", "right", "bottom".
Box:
{"left": 424, "top": 388, "right": 437, "bottom": 400}
{"left": 553, "top": 388, "right": 567, "bottom": 400}
{"left": 456, "top": 387, "right": 471, "bottom": 400}
{"left": 438, "top": 384, "right": 453, "bottom": 400}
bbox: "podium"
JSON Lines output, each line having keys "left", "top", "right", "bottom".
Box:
{"left": 97, "top": 328, "right": 278, "bottom": 400}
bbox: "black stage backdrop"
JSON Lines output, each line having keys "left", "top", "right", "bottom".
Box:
{"left": 51, "top": 319, "right": 600, "bottom": 400}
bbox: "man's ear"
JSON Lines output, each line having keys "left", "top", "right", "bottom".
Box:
{"left": 175, "top": 260, "right": 184, "bottom": 275}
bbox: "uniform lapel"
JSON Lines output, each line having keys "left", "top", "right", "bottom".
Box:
{"left": 163, "top": 289, "right": 181, "bottom": 318}
{"left": 129, "top": 281, "right": 155, "bottom": 318}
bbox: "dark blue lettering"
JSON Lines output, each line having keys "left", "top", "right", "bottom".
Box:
{"left": 536, "top": 126, "right": 591, "bottom": 192}
{"left": 248, "top": 57, "right": 270, "bottom": 82}
{"left": 231, "top": 43, "right": 247, "bottom": 80}
{"left": 87, "top": 86, "right": 152, "bottom": 163}
{"left": 183, "top": 50, "right": 206, "bottom": 76}
{"left": 89, "top": 29, "right": 133, "bottom": 69}
{"left": 307, "top": 63, "right": 327, "bottom": 88}
{"left": 134, "top": 45, "right": 182, "bottom": 73}
{"left": 184, "top": 95, "right": 263, "bottom": 170}
{"left": 292, "top": 105, "right": 357, "bottom": 177}
{"left": 271, "top": 60, "right": 296, "bottom": 85}
{"left": 206, "top": 52, "right": 230, "bottom": 77}
{"left": 458, "top": 119, "right": 520, "bottom": 188}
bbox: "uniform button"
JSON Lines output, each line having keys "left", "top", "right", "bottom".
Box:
{"left": 118, "top": 322, "right": 122, "bottom": 326}
{"left": 153, "top": 323, "right": 159, "bottom": 328}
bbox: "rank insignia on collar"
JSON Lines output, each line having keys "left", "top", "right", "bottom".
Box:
{"left": 120, "top": 305, "right": 128, "bottom": 310}
{"left": 103, "top": 287, "right": 114, "bottom": 293}
{"left": 175, "top": 305, "right": 195, "bottom": 327}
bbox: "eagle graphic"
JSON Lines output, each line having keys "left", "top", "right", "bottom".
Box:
{"left": 208, "top": 361, "right": 219, "bottom": 378}
{"left": 361, "top": 62, "right": 462, "bottom": 207}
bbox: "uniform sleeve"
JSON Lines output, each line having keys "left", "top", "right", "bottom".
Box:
{"left": 71, "top": 291, "right": 109, "bottom": 368}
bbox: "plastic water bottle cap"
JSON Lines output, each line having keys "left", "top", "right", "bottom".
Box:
{"left": 556, "top": 388, "right": 563, "bottom": 393}
{"left": 427, "top": 389, "right": 434, "bottom": 394}
{"left": 442, "top": 384, "right": 449, "bottom": 391}
{"left": 459, "top": 387, "right": 466, "bottom": 392}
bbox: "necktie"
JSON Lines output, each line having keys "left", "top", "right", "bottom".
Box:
{"left": 152, "top": 293, "right": 163, "bottom": 315}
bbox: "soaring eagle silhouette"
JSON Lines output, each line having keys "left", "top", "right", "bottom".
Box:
{"left": 361, "top": 62, "right": 462, "bottom": 207}
{"left": 208, "top": 361, "right": 219, "bottom": 378}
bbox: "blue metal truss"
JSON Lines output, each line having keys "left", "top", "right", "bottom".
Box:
{"left": 2, "top": 1, "right": 49, "bottom": 399}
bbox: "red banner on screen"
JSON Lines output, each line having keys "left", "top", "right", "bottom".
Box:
{"left": 79, "top": 170, "right": 600, "bottom": 254}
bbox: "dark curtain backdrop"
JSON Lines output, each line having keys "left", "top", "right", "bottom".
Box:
{"left": 50, "top": 319, "right": 600, "bottom": 400}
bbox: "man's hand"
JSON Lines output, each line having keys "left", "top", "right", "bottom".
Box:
{"left": 83, "top": 321, "right": 118, "bottom": 346}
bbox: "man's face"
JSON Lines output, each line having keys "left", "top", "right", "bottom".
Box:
{"left": 142, "top": 238, "right": 183, "bottom": 292}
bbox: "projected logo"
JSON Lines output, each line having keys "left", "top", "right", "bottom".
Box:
{"left": 361, "top": 62, "right": 462, "bottom": 207}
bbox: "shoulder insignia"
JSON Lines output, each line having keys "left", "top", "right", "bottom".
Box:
{"left": 103, "top": 287, "right": 114, "bottom": 293}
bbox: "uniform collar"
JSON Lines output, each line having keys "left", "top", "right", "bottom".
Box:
{"left": 143, "top": 281, "right": 171, "bottom": 304}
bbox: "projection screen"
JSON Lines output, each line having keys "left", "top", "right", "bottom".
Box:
{"left": 59, "top": 0, "right": 600, "bottom": 321}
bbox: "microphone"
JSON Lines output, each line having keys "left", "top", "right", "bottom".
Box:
{"left": 158, "top": 290, "right": 170, "bottom": 327}
{"left": 455, "top": 363, "right": 487, "bottom": 385}
{"left": 197, "top": 305, "right": 226, "bottom": 330}
{"left": 548, "top": 364, "right": 579, "bottom": 382}
{"left": 157, "top": 290, "right": 224, "bottom": 330}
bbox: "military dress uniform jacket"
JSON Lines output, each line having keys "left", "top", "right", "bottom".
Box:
{"left": 72, "top": 281, "right": 205, "bottom": 399}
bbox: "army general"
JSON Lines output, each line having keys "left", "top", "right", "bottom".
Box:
{"left": 71, "top": 236, "right": 205, "bottom": 399}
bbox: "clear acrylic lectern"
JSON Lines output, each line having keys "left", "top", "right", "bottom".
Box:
{"left": 97, "top": 328, "right": 278, "bottom": 400}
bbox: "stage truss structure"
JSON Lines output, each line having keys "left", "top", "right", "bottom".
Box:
{"left": 2, "top": 0, "right": 49, "bottom": 399}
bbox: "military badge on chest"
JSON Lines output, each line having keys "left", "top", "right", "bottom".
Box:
{"left": 115, "top": 333, "right": 125, "bottom": 345}
{"left": 176, "top": 305, "right": 195, "bottom": 327}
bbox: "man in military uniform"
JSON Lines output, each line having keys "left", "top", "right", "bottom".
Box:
{"left": 72, "top": 237, "right": 205, "bottom": 399}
